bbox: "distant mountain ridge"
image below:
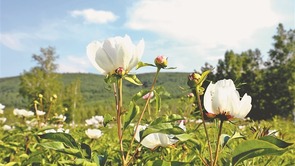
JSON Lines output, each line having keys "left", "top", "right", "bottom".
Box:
{"left": 0, "top": 72, "right": 191, "bottom": 108}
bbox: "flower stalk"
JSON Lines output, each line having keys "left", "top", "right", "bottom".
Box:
{"left": 213, "top": 120, "right": 224, "bottom": 166}
{"left": 126, "top": 67, "right": 161, "bottom": 164}
{"left": 195, "top": 87, "right": 213, "bottom": 166}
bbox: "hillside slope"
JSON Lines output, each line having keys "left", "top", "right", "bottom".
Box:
{"left": 0, "top": 72, "right": 190, "bottom": 108}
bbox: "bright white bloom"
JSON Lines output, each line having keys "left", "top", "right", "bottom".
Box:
{"left": 3, "top": 125, "right": 13, "bottom": 131}
{"left": 13, "top": 108, "right": 34, "bottom": 118}
{"left": 85, "top": 129, "right": 103, "bottom": 139}
{"left": 204, "top": 79, "right": 252, "bottom": 119}
{"left": 36, "top": 110, "right": 46, "bottom": 116}
{"left": 87, "top": 35, "right": 144, "bottom": 75}
{"left": 85, "top": 115, "right": 104, "bottom": 128}
{"left": 0, "top": 117, "right": 6, "bottom": 124}
{"left": 134, "top": 125, "right": 178, "bottom": 149}
{"left": 0, "top": 103, "right": 5, "bottom": 114}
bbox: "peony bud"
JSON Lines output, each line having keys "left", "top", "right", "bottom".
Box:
{"left": 115, "top": 67, "right": 126, "bottom": 77}
{"left": 154, "top": 55, "right": 168, "bottom": 68}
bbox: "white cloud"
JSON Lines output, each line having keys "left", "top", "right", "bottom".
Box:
{"left": 58, "top": 56, "right": 91, "bottom": 73}
{"left": 126, "top": 0, "right": 281, "bottom": 47}
{"left": 125, "top": 0, "right": 288, "bottom": 72}
{"left": 0, "top": 33, "right": 29, "bottom": 51}
{"left": 70, "top": 9, "right": 118, "bottom": 24}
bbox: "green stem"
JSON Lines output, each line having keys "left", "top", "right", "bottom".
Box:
{"left": 213, "top": 120, "right": 223, "bottom": 166}
{"left": 116, "top": 78, "right": 126, "bottom": 165}
{"left": 126, "top": 68, "right": 161, "bottom": 165}
{"left": 196, "top": 88, "right": 213, "bottom": 166}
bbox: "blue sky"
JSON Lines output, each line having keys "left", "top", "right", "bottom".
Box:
{"left": 0, "top": 0, "right": 294, "bottom": 78}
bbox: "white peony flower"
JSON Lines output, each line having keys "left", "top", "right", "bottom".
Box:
{"left": 85, "top": 129, "right": 103, "bottom": 139}
{"left": 85, "top": 115, "right": 104, "bottom": 128}
{"left": 87, "top": 35, "right": 144, "bottom": 75}
{"left": 13, "top": 108, "right": 34, "bottom": 118}
{"left": 0, "top": 103, "right": 5, "bottom": 114}
{"left": 3, "top": 125, "right": 13, "bottom": 131}
{"left": 204, "top": 79, "right": 252, "bottom": 120}
{"left": 134, "top": 125, "right": 178, "bottom": 149}
{"left": 36, "top": 110, "right": 46, "bottom": 116}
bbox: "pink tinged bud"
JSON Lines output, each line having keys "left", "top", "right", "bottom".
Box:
{"left": 187, "top": 93, "right": 194, "bottom": 98}
{"left": 154, "top": 55, "right": 168, "bottom": 68}
{"left": 142, "top": 91, "right": 154, "bottom": 100}
{"left": 115, "top": 67, "right": 126, "bottom": 76}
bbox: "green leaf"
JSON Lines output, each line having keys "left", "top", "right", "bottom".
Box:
{"left": 164, "top": 67, "right": 177, "bottom": 70}
{"left": 175, "top": 133, "right": 194, "bottom": 142}
{"left": 220, "top": 134, "right": 231, "bottom": 148}
{"left": 145, "top": 160, "right": 191, "bottom": 166}
{"left": 103, "top": 113, "right": 113, "bottom": 126}
{"left": 39, "top": 132, "right": 78, "bottom": 148}
{"left": 123, "top": 102, "right": 140, "bottom": 130}
{"left": 39, "top": 142, "right": 82, "bottom": 158}
{"left": 132, "top": 89, "right": 151, "bottom": 102}
{"left": 155, "top": 91, "right": 161, "bottom": 112}
{"left": 232, "top": 139, "right": 290, "bottom": 165}
{"left": 81, "top": 143, "right": 91, "bottom": 159}
{"left": 150, "top": 114, "right": 184, "bottom": 125}
{"left": 136, "top": 61, "right": 155, "bottom": 69}
{"left": 104, "top": 74, "right": 117, "bottom": 84}
{"left": 259, "top": 136, "right": 293, "bottom": 148}
{"left": 198, "top": 70, "right": 211, "bottom": 87}
{"left": 141, "top": 124, "right": 184, "bottom": 139}
{"left": 124, "top": 74, "right": 142, "bottom": 85}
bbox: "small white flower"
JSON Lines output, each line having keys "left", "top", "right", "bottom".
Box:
{"left": 0, "top": 103, "right": 5, "bottom": 114}
{"left": 36, "top": 110, "right": 46, "bottom": 116}
{"left": 54, "top": 114, "right": 66, "bottom": 121}
{"left": 3, "top": 125, "right": 13, "bottom": 131}
{"left": 85, "top": 129, "right": 103, "bottom": 139}
{"left": 85, "top": 115, "right": 104, "bottom": 127}
{"left": 87, "top": 35, "right": 144, "bottom": 75}
{"left": 204, "top": 79, "right": 252, "bottom": 119}
{"left": 44, "top": 129, "right": 57, "bottom": 133}
{"left": 13, "top": 108, "right": 34, "bottom": 118}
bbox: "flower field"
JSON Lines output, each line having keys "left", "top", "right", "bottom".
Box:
{"left": 1, "top": 32, "right": 294, "bottom": 166}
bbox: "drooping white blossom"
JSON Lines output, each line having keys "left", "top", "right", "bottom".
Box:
{"left": 134, "top": 125, "right": 179, "bottom": 149}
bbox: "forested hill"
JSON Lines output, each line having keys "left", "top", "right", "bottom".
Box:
{"left": 0, "top": 72, "right": 191, "bottom": 108}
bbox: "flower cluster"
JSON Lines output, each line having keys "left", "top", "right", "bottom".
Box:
{"left": 13, "top": 108, "right": 34, "bottom": 118}
{"left": 85, "top": 115, "right": 104, "bottom": 128}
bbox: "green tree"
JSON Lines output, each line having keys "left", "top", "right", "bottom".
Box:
{"left": 19, "top": 46, "right": 62, "bottom": 114}
{"left": 259, "top": 24, "right": 295, "bottom": 119}
{"left": 63, "top": 79, "right": 83, "bottom": 123}
{"left": 214, "top": 49, "right": 264, "bottom": 119}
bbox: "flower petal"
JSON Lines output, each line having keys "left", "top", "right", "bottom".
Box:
{"left": 128, "top": 39, "right": 144, "bottom": 71}
{"left": 235, "top": 93, "right": 252, "bottom": 118}
{"left": 87, "top": 41, "right": 106, "bottom": 74}
{"left": 204, "top": 82, "right": 215, "bottom": 114}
